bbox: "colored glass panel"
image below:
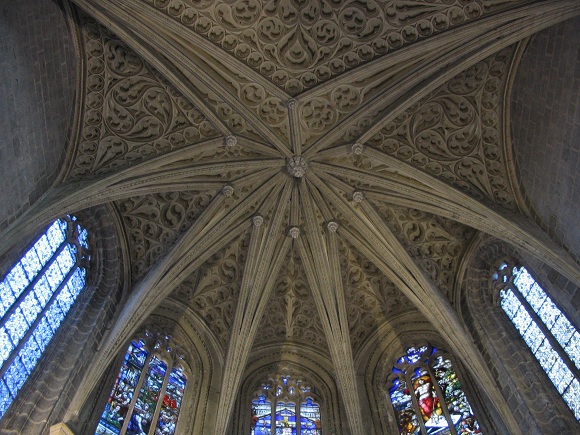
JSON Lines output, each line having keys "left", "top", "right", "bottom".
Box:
{"left": 390, "top": 346, "right": 482, "bottom": 435}
{"left": 275, "top": 401, "right": 296, "bottom": 435}
{"left": 501, "top": 266, "right": 580, "bottom": 422}
{"left": 389, "top": 378, "right": 420, "bottom": 435}
{"left": 130, "top": 356, "right": 166, "bottom": 435}
{"left": 300, "top": 397, "right": 321, "bottom": 434}
{"left": 155, "top": 366, "right": 186, "bottom": 435}
{"left": 96, "top": 341, "right": 148, "bottom": 435}
{"left": 411, "top": 369, "right": 448, "bottom": 434}
{"left": 432, "top": 357, "right": 481, "bottom": 434}
{"left": 252, "top": 395, "right": 272, "bottom": 435}
{"left": 0, "top": 217, "right": 87, "bottom": 419}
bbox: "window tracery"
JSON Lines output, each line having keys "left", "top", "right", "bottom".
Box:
{"left": 95, "top": 333, "right": 187, "bottom": 435}
{"left": 251, "top": 374, "right": 322, "bottom": 435}
{"left": 387, "top": 345, "right": 481, "bottom": 435}
{"left": 0, "top": 216, "right": 89, "bottom": 419}
{"left": 494, "top": 263, "right": 580, "bottom": 421}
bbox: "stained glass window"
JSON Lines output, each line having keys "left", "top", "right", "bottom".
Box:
{"left": 251, "top": 375, "right": 321, "bottom": 435}
{"left": 95, "top": 336, "right": 187, "bottom": 435}
{"left": 497, "top": 264, "right": 580, "bottom": 421}
{"left": 0, "top": 216, "right": 89, "bottom": 419}
{"left": 387, "top": 345, "right": 482, "bottom": 435}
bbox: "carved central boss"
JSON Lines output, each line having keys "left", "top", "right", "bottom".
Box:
{"left": 286, "top": 156, "right": 308, "bottom": 178}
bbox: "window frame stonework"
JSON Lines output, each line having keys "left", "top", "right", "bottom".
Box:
{"left": 459, "top": 236, "right": 580, "bottom": 433}
{"left": 492, "top": 260, "right": 580, "bottom": 422}
{"left": 94, "top": 330, "right": 192, "bottom": 435}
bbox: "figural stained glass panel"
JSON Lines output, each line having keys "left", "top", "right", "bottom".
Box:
{"left": 388, "top": 346, "right": 482, "bottom": 435}
{"left": 499, "top": 265, "right": 580, "bottom": 421}
{"left": 251, "top": 375, "right": 321, "bottom": 435}
{"left": 0, "top": 217, "right": 88, "bottom": 419}
{"left": 95, "top": 339, "right": 187, "bottom": 435}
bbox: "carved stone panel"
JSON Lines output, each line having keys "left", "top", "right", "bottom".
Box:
{"left": 142, "top": 0, "right": 525, "bottom": 94}
{"left": 254, "top": 247, "right": 328, "bottom": 352}
{"left": 369, "top": 202, "right": 475, "bottom": 300}
{"left": 116, "top": 190, "right": 217, "bottom": 280}
{"left": 69, "top": 16, "right": 220, "bottom": 179}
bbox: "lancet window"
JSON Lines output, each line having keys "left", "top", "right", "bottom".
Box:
{"left": 387, "top": 345, "right": 481, "bottom": 435}
{"left": 95, "top": 333, "right": 187, "bottom": 435}
{"left": 494, "top": 263, "right": 580, "bottom": 421}
{"left": 0, "top": 216, "right": 89, "bottom": 419}
{"left": 251, "top": 374, "right": 322, "bottom": 435}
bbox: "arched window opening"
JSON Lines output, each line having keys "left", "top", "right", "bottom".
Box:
{"left": 251, "top": 375, "right": 322, "bottom": 435}
{"left": 387, "top": 345, "right": 481, "bottom": 435}
{"left": 95, "top": 334, "right": 187, "bottom": 435}
{"left": 0, "top": 216, "right": 89, "bottom": 419}
{"left": 494, "top": 263, "right": 580, "bottom": 421}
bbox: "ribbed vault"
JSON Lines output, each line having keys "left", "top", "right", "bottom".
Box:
{"left": 1, "top": 1, "right": 579, "bottom": 434}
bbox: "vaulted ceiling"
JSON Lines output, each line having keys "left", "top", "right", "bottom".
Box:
{"left": 2, "top": 1, "right": 580, "bottom": 433}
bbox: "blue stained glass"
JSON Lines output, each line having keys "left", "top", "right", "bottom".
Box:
{"left": 56, "top": 284, "right": 76, "bottom": 314}
{"left": 564, "top": 333, "right": 580, "bottom": 368}
{"left": 0, "top": 282, "right": 14, "bottom": 319}
{"left": 4, "top": 357, "right": 26, "bottom": 395}
{"left": 79, "top": 227, "right": 89, "bottom": 249}
{"left": 252, "top": 395, "right": 272, "bottom": 435}
{"left": 33, "top": 318, "right": 53, "bottom": 348}
{"left": 522, "top": 320, "right": 545, "bottom": 353}
{"left": 19, "top": 335, "right": 42, "bottom": 372}
{"left": 506, "top": 266, "right": 580, "bottom": 422}
{"left": 563, "top": 379, "right": 580, "bottom": 420}
{"left": 33, "top": 275, "right": 52, "bottom": 306}
{"left": 300, "top": 397, "right": 321, "bottom": 435}
{"left": 0, "top": 381, "right": 10, "bottom": 415}
{"left": 56, "top": 245, "right": 76, "bottom": 273}
{"left": 0, "top": 327, "right": 14, "bottom": 364}
{"left": 44, "top": 260, "right": 65, "bottom": 291}
{"left": 6, "top": 264, "right": 29, "bottom": 299}
{"left": 45, "top": 301, "right": 65, "bottom": 332}
{"left": 34, "top": 235, "right": 54, "bottom": 264}
{"left": 0, "top": 216, "right": 88, "bottom": 420}
{"left": 46, "top": 220, "right": 66, "bottom": 250}
{"left": 500, "top": 289, "right": 519, "bottom": 319}
{"left": 21, "top": 249, "right": 42, "bottom": 280}
{"left": 552, "top": 316, "right": 575, "bottom": 348}
{"left": 20, "top": 292, "right": 42, "bottom": 325}
{"left": 5, "top": 308, "right": 29, "bottom": 343}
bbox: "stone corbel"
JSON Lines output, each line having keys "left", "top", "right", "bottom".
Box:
{"left": 50, "top": 423, "right": 75, "bottom": 435}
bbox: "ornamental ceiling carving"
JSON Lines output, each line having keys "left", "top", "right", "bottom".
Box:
{"left": 12, "top": 2, "right": 578, "bottom": 434}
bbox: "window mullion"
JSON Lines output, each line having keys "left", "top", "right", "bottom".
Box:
{"left": 0, "top": 259, "right": 79, "bottom": 380}
{"left": 426, "top": 364, "right": 458, "bottom": 435}
{"left": 147, "top": 358, "right": 173, "bottom": 435}
{"left": 119, "top": 352, "right": 154, "bottom": 435}
{"left": 405, "top": 371, "right": 428, "bottom": 435}
{"left": 270, "top": 393, "right": 276, "bottom": 435}
{"left": 0, "top": 241, "right": 68, "bottom": 327}
{"left": 509, "top": 284, "right": 580, "bottom": 380}
{"left": 296, "top": 397, "right": 301, "bottom": 435}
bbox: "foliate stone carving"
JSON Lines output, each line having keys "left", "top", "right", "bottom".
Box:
{"left": 370, "top": 201, "right": 475, "bottom": 299}
{"left": 224, "top": 135, "right": 237, "bottom": 148}
{"left": 363, "top": 47, "right": 517, "bottom": 208}
{"left": 286, "top": 156, "right": 308, "bottom": 178}
{"left": 288, "top": 227, "right": 301, "bottom": 239}
{"left": 252, "top": 215, "right": 264, "bottom": 227}
{"left": 351, "top": 143, "right": 364, "bottom": 155}
{"left": 222, "top": 184, "right": 234, "bottom": 197}
{"left": 352, "top": 191, "right": 364, "bottom": 203}
{"left": 142, "top": 0, "right": 520, "bottom": 93}
{"left": 327, "top": 221, "right": 339, "bottom": 233}
{"left": 184, "top": 232, "right": 251, "bottom": 348}
{"left": 339, "top": 238, "right": 412, "bottom": 353}
{"left": 70, "top": 18, "right": 220, "bottom": 179}
{"left": 254, "top": 248, "right": 328, "bottom": 351}
{"left": 116, "top": 190, "right": 216, "bottom": 280}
